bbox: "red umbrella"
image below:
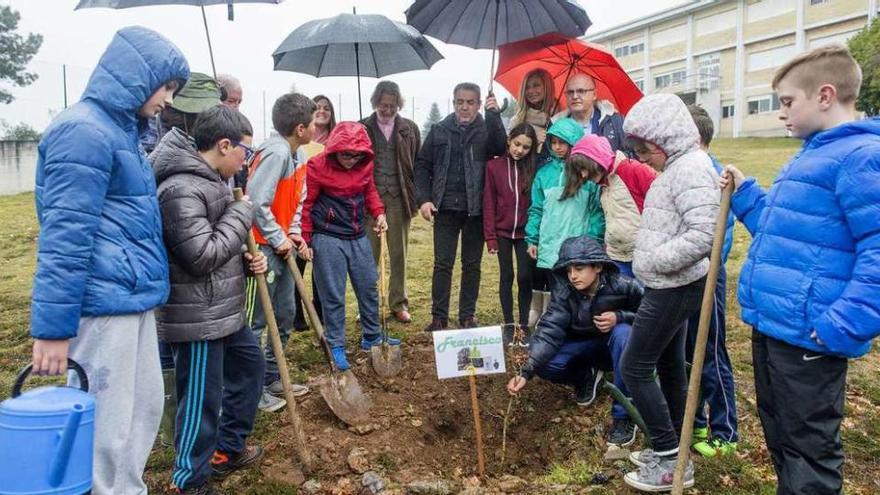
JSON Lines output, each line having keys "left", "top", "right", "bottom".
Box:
{"left": 494, "top": 33, "right": 643, "bottom": 116}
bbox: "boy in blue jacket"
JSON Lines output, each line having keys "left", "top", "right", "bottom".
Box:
{"left": 29, "top": 27, "right": 189, "bottom": 494}
{"left": 507, "top": 235, "right": 642, "bottom": 447}
{"left": 722, "top": 45, "right": 880, "bottom": 494}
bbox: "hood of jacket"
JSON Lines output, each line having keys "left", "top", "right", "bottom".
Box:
{"left": 152, "top": 127, "right": 221, "bottom": 185}
{"left": 323, "top": 121, "right": 376, "bottom": 168}
{"left": 547, "top": 118, "right": 585, "bottom": 147}
{"left": 552, "top": 234, "right": 619, "bottom": 275}
{"left": 623, "top": 93, "right": 699, "bottom": 162}
{"left": 804, "top": 117, "right": 880, "bottom": 150}
{"left": 81, "top": 26, "right": 190, "bottom": 130}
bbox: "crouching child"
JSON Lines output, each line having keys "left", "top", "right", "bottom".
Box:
{"left": 154, "top": 105, "right": 267, "bottom": 494}
{"left": 301, "top": 122, "right": 399, "bottom": 370}
{"left": 507, "top": 235, "right": 642, "bottom": 447}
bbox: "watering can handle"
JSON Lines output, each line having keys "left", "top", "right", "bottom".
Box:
{"left": 11, "top": 359, "right": 89, "bottom": 398}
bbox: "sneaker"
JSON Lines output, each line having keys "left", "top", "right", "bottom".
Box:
{"left": 574, "top": 368, "right": 604, "bottom": 406}
{"left": 257, "top": 390, "right": 287, "bottom": 412}
{"left": 624, "top": 456, "right": 694, "bottom": 492}
{"left": 266, "top": 380, "right": 310, "bottom": 398}
{"left": 331, "top": 346, "right": 351, "bottom": 371}
{"left": 692, "top": 426, "right": 709, "bottom": 445}
{"left": 607, "top": 418, "right": 638, "bottom": 447}
{"left": 178, "top": 483, "right": 219, "bottom": 494}
{"left": 211, "top": 444, "right": 264, "bottom": 479}
{"left": 423, "top": 318, "right": 448, "bottom": 332}
{"left": 629, "top": 449, "right": 660, "bottom": 468}
{"left": 693, "top": 438, "right": 738, "bottom": 458}
{"left": 361, "top": 334, "right": 401, "bottom": 351}
{"left": 502, "top": 324, "right": 516, "bottom": 347}
{"left": 459, "top": 316, "right": 478, "bottom": 328}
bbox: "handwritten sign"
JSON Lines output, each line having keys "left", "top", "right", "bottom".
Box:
{"left": 432, "top": 326, "right": 506, "bottom": 379}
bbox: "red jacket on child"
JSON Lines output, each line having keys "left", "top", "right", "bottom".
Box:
{"left": 302, "top": 122, "right": 385, "bottom": 243}
{"left": 482, "top": 154, "right": 531, "bottom": 252}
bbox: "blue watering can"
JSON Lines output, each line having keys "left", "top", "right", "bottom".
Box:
{"left": 0, "top": 359, "right": 94, "bottom": 495}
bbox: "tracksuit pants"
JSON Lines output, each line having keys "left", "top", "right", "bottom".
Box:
{"left": 170, "top": 327, "right": 264, "bottom": 490}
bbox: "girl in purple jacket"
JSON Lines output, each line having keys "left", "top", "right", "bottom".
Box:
{"left": 483, "top": 123, "right": 538, "bottom": 341}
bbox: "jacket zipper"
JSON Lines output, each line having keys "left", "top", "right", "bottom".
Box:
{"left": 508, "top": 157, "right": 519, "bottom": 239}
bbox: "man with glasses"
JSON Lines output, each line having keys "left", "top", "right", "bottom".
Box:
{"left": 552, "top": 73, "right": 626, "bottom": 152}
{"left": 361, "top": 81, "right": 421, "bottom": 324}
{"left": 415, "top": 82, "right": 507, "bottom": 331}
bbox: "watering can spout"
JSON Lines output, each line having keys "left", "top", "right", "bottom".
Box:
{"left": 48, "top": 404, "right": 84, "bottom": 487}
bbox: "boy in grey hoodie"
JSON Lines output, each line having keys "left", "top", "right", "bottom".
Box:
{"left": 618, "top": 94, "right": 721, "bottom": 492}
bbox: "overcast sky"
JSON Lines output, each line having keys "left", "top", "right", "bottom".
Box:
{"left": 3, "top": 0, "right": 685, "bottom": 141}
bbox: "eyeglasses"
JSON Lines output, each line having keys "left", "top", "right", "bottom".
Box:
{"left": 339, "top": 151, "right": 365, "bottom": 161}
{"left": 235, "top": 142, "right": 254, "bottom": 162}
{"left": 564, "top": 88, "right": 596, "bottom": 97}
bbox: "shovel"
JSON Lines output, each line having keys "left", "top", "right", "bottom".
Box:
{"left": 285, "top": 255, "right": 372, "bottom": 426}
{"left": 371, "top": 231, "right": 403, "bottom": 377}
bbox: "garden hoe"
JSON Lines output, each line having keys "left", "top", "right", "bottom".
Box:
{"left": 285, "top": 256, "right": 372, "bottom": 426}
{"left": 371, "top": 231, "right": 403, "bottom": 377}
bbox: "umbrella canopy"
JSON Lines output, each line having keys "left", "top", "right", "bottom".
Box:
{"left": 405, "top": 0, "right": 590, "bottom": 49}
{"left": 494, "top": 33, "right": 643, "bottom": 116}
{"left": 75, "top": 0, "right": 282, "bottom": 77}
{"left": 273, "top": 13, "right": 444, "bottom": 118}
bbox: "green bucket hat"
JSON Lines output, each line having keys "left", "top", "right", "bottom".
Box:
{"left": 170, "top": 72, "right": 221, "bottom": 114}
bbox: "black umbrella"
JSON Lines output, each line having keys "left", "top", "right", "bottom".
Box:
{"left": 75, "top": 0, "right": 283, "bottom": 78}
{"left": 272, "top": 10, "right": 444, "bottom": 119}
{"left": 406, "top": 0, "right": 590, "bottom": 91}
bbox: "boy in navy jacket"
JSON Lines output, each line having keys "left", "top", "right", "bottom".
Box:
{"left": 723, "top": 45, "right": 880, "bottom": 494}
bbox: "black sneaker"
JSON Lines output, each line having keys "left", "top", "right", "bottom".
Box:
{"left": 574, "top": 368, "right": 604, "bottom": 406}
{"left": 211, "top": 444, "right": 264, "bottom": 479}
{"left": 607, "top": 418, "right": 638, "bottom": 447}
{"left": 178, "top": 483, "right": 219, "bottom": 494}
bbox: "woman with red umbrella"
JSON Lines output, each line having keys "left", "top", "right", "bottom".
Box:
{"left": 509, "top": 68, "right": 555, "bottom": 155}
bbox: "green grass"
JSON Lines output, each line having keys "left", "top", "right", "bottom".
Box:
{"left": 2, "top": 137, "right": 879, "bottom": 493}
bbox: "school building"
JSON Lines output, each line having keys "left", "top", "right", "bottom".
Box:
{"left": 586, "top": 0, "right": 878, "bottom": 137}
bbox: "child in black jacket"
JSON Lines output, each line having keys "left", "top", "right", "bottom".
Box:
{"left": 508, "top": 235, "right": 642, "bottom": 446}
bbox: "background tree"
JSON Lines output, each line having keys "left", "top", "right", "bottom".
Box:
{"left": 849, "top": 17, "right": 880, "bottom": 116}
{"left": 0, "top": 120, "right": 41, "bottom": 141}
{"left": 422, "top": 101, "right": 442, "bottom": 138}
{"left": 0, "top": 6, "right": 43, "bottom": 104}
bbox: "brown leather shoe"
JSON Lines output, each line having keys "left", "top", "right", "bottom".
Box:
{"left": 423, "top": 317, "right": 448, "bottom": 332}
{"left": 393, "top": 309, "right": 412, "bottom": 323}
{"left": 459, "top": 316, "right": 478, "bottom": 329}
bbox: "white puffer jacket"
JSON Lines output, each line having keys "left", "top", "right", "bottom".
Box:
{"left": 624, "top": 94, "right": 720, "bottom": 289}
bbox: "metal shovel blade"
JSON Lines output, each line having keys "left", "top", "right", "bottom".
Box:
{"left": 370, "top": 343, "right": 402, "bottom": 378}
{"left": 317, "top": 370, "right": 372, "bottom": 426}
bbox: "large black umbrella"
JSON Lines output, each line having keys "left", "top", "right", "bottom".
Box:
{"left": 273, "top": 11, "right": 444, "bottom": 119}
{"left": 406, "top": 0, "right": 590, "bottom": 91}
{"left": 75, "top": 0, "right": 283, "bottom": 78}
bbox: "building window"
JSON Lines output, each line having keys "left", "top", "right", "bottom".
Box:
{"left": 747, "top": 0, "right": 796, "bottom": 23}
{"left": 698, "top": 53, "right": 721, "bottom": 91}
{"left": 747, "top": 94, "right": 781, "bottom": 114}
{"left": 614, "top": 42, "right": 644, "bottom": 58}
{"left": 655, "top": 70, "right": 687, "bottom": 89}
{"left": 633, "top": 79, "right": 644, "bottom": 91}
{"left": 748, "top": 44, "right": 797, "bottom": 71}
{"left": 722, "top": 104, "right": 735, "bottom": 119}
{"left": 810, "top": 0, "right": 829, "bottom": 5}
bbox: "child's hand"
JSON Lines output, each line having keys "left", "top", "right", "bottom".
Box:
{"left": 527, "top": 245, "right": 538, "bottom": 260}
{"left": 488, "top": 248, "right": 498, "bottom": 255}
{"left": 374, "top": 214, "right": 388, "bottom": 233}
{"left": 274, "top": 237, "right": 294, "bottom": 259}
{"left": 244, "top": 251, "right": 268, "bottom": 275}
{"left": 300, "top": 246, "right": 313, "bottom": 262}
{"left": 507, "top": 375, "right": 527, "bottom": 395}
{"left": 593, "top": 311, "right": 617, "bottom": 333}
{"left": 32, "top": 339, "right": 70, "bottom": 376}
{"left": 720, "top": 165, "right": 745, "bottom": 192}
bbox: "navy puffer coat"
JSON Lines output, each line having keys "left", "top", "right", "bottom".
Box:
{"left": 31, "top": 26, "right": 189, "bottom": 339}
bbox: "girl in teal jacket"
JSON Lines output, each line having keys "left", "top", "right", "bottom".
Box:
{"left": 526, "top": 119, "right": 605, "bottom": 275}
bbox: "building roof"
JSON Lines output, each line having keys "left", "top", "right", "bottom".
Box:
{"left": 586, "top": 0, "right": 725, "bottom": 42}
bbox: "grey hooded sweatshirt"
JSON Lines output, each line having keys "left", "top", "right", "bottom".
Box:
{"left": 624, "top": 94, "right": 720, "bottom": 289}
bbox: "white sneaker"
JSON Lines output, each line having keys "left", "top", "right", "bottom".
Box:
{"left": 258, "top": 390, "right": 287, "bottom": 412}
{"left": 266, "top": 380, "right": 310, "bottom": 398}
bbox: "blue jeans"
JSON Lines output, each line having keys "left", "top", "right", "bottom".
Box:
{"left": 535, "top": 323, "right": 632, "bottom": 419}
{"left": 311, "top": 234, "right": 380, "bottom": 348}
{"left": 686, "top": 266, "right": 739, "bottom": 442}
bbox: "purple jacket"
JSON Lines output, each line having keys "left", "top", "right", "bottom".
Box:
{"left": 483, "top": 154, "right": 531, "bottom": 251}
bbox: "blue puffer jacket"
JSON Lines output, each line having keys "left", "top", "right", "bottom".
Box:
{"left": 31, "top": 27, "right": 190, "bottom": 339}
{"left": 733, "top": 119, "right": 880, "bottom": 358}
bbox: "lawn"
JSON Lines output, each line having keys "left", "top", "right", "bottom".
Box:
{"left": 1, "top": 137, "right": 878, "bottom": 494}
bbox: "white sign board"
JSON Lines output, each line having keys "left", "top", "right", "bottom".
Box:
{"left": 432, "top": 326, "right": 506, "bottom": 379}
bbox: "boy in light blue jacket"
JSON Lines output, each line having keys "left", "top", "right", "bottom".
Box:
{"left": 723, "top": 45, "right": 880, "bottom": 495}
